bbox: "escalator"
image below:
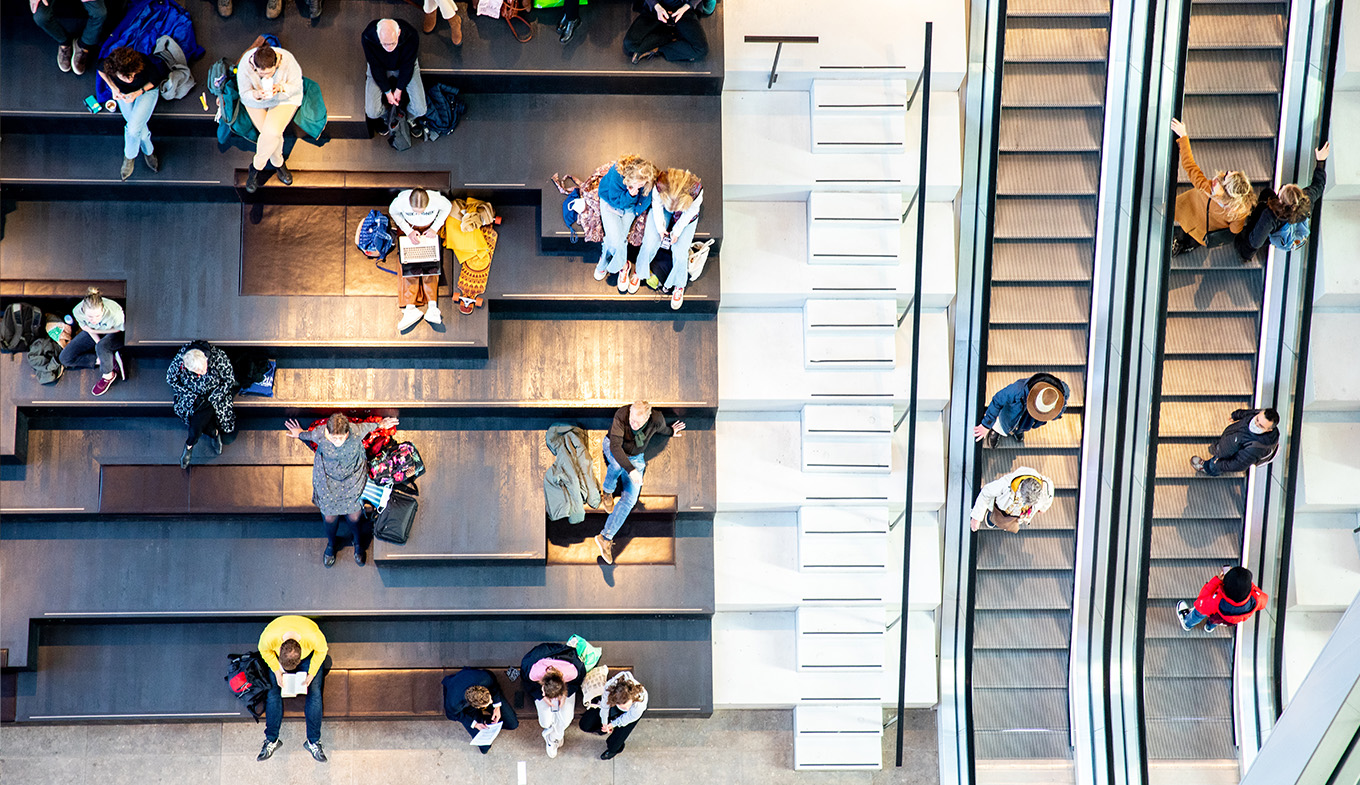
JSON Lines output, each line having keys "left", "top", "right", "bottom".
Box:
{"left": 1140, "top": 0, "right": 1287, "bottom": 767}
{"left": 970, "top": 0, "right": 1110, "bottom": 766}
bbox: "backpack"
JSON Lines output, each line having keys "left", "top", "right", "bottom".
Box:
{"left": 27, "top": 337, "right": 63, "bottom": 384}
{"left": 206, "top": 57, "right": 235, "bottom": 97}
{"left": 1, "top": 302, "right": 44, "bottom": 353}
{"left": 355, "top": 209, "right": 395, "bottom": 262}
{"left": 551, "top": 175, "right": 584, "bottom": 243}
{"left": 225, "top": 651, "right": 273, "bottom": 721}
{"left": 421, "top": 84, "right": 466, "bottom": 141}
{"left": 1268, "top": 219, "right": 1310, "bottom": 252}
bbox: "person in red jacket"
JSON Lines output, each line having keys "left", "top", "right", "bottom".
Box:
{"left": 1176, "top": 566, "right": 1268, "bottom": 633}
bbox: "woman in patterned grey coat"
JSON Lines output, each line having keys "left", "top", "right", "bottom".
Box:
{"left": 166, "top": 340, "right": 238, "bottom": 469}
{"left": 285, "top": 413, "right": 399, "bottom": 568}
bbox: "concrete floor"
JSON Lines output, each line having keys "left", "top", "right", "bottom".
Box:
{"left": 1, "top": 709, "right": 938, "bottom": 784}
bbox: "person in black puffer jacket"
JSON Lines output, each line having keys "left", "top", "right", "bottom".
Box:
{"left": 1190, "top": 408, "right": 1280, "bottom": 476}
{"left": 166, "top": 340, "right": 238, "bottom": 469}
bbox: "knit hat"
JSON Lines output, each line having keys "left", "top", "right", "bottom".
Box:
{"left": 1221, "top": 567, "right": 1253, "bottom": 602}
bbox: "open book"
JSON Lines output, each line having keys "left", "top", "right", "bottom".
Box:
{"left": 278, "top": 671, "right": 308, "bottom": 698}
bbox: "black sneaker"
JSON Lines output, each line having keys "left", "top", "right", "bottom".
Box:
{"left": 303, "top": 740, "right": 328, "bottom": 762}
{"left": 257, "top": 738, "right": 283, "bottom": 761}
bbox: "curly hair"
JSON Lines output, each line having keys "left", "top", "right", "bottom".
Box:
{"left": 606, "top": 679, "right": 645, "bottom": 707}
{"left": 616, "top": 155, "right": 658, "bottom": 191}
{"left": 541, "top": 669, "right": 566, "bottom": 699}
{"left": 1267, "top": 183, "right": 1312, "bottom": 223}
{"left": 104, "top": 47, "right": 145, "bottom": 80}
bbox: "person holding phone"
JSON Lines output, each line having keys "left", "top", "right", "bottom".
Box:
{"left": 1176, "top": 565, "right": 1268, "bottom": 633}
{"left": 97, "top": 47, "right": 169, "bottom": 180}
{"left": 623, "top": 0, "right": 708, "bottom": 63}
{"left": 633, "top": 168, "right": 703, "bottom": 309}
{"left": 237, "top": 40, "right": 305, "bottom": 194}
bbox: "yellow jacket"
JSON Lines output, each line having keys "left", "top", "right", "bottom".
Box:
{"left": 258, "top": 615, "right": 328, "bottom": 678}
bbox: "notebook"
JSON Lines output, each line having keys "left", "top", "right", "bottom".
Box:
{"left": 398, "top": 236, "right": 442, "bottom": 277}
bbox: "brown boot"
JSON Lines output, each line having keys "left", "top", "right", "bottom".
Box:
{"left": 449, "top": 11, "right": 462, "bottom": 45}
{"left": 266, "top": 0, "right": 281, "bottom": 19}
{"left": 594, "top": 535, "right": 614, "bottom": 565}
{"left": 423, "top": 9, "right": 437, "bottom": 32}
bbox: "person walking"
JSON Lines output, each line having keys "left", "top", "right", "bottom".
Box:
{"left": 284, "top": 413, "right": 399, "bottom": 567}
{"left": 58, "top": 287, "right": 124, "bottom": 396}
{"left": 972, "top": 373, "right": 1069, "bottom": 448}
{"left": 238, "top": 41, "right": 305, "bottom": 194}
{"left": 520, "top": 641, "right": 586, "bottom": 759}
{"left": 1236, "top": 142, "right": 1330, "bottom": 261}
{"left": 592, "top": 156, "right": 657, "bottom": 291}
{"left": 97, "top": 46, "right": 168, "bottom": 180}
{"left": 1190, "top": 408, "right": 1280, "bottom": 476}
{"left": 1169, "top": 117, "right": 1256, "bottom": 256}
{"left": 31, "top": 0, "right": 106, "bottom": 75}
{"left": 594, "top": 401, "right": 685, "bottom": 565}
{"left": 635, "top": 168, "right": 703, "bottom": 310}
{"left": 442, "top": 668, "right": 519, "bottom": 753}
{"left": 579, "top": 671, "right": 648, "bottom": 760}
{"left": 1176, "top": 566, "right": 1268, "bottom": 633}
{"left": 166, "top": 340, "right": 237, "bottom": 469}
{"left": 969, "top": 466, "right": 1055, "bottom": 533}
{"left": 255, "top": 615, "right": 331, "bottom": 762}
{"left": 362, "top": 19, "right": 427, "bottom": 135}
{"left": 389, "top": 187, "right": 452, "bottom": 329}
{"left": 623, "top": 0, "right": 708, "bottom": 63}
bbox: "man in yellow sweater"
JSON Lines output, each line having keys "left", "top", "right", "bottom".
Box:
{"left": 256, "top": 615, "right": 331, "bottom": 763}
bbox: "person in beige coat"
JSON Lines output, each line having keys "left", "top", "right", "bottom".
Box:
{"left": 1169, "top": 117, "right": 1256, "bottom": 255}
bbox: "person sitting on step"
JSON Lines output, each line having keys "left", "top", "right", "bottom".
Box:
{"left": 624, "top": 0, "right": 708, "bottom": 63}
{"left": 166, "top": 341, "right": 238, "bottom": 469}
{"left": 520, "top": 641, "right": 586, "bottom": 759}
{"left": 634, "top": 168, "right": 703, "bottom": 310}
{"left": 592, "top": 155, "right": 657, "bottom": 291}
{"left": 362, "top": 18, "right": 427, "bottom": 137}
{"left": 420, "top": 0, "right": 463, "bottom": 46}
{"left": 238, "top": 40, "right": 304, "bottom": 194}
{"left": 442, "top": 668, "right": 519, "bottom": 753}
{"left": 96, "top": 46, "right": 168, "bottom": 180}
{"left": 59, "top": 287, "right": 125, "bottom": 397}
{"left": 255, "top": 615, "right": 332, "bottom": 763}
{"left": 390, "top": 187, "right": 452, "bottom": 330}
{"left": 973, "top": 373, "right": 1069, "bottom": 448}
{"left": 594, "top": 401, "right": 686, "bottom": 565}
{"left": 215, "top": 0, "right": 321, "bottom": 23}
{"left": 969, "top": 466, "right": 1055, "bottom": 533}
{"left": 31, "top": 0, "right": 105, "bottom": 76}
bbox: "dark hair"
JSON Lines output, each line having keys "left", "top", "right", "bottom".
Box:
{"left": 279, "top": 639, "right": 303, "bottom": 671}
{"left": 1267, "top": 184, "right": 1312, "bottom": 223}
{"left": 1221, "top": 567, "right": 1254, "bottom": 603}
{"left": 1262, "top": 408, "right": 1280, "bottom": 426}
{"left": 252, "top": 44, "right": 279, "bottom": 70}
{"left": 104, "top": 47, "right": 144, "bottom": 79}
{"left": 326, "top": 413, "right": 351, "bottom": 436}
{"left": 541, "top": 669, "right": 565, "bottom": 699}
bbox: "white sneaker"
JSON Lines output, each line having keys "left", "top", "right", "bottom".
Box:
{"left": 424, "top": 303, "right": 443, "bottom": 325}
{"left": 593, "top": 260, "right": 609, "bottom": 281}
{"left": 397, "top": 305, "right": 423, "bottom": 330}
{"left": 1175, "top": 601, "right": 1192, "bottom": 631}
{"left": 546, "top": 738, "right": 559, "bottom": 758}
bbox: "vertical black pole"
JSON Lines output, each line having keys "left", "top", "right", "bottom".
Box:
{"left": 896, "top": 20, "right": 931, "bottom": 768}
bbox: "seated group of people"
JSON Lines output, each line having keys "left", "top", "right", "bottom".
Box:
{"left": 255, "top": 616, "right": 649, "bottom": 763}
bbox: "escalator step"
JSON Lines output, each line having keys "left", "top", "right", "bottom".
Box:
{"left": 1147, "top": 560, "right": 1241, "bottom": 599}
{"left": 1160, "top": 358, "right": 1254, "bottom": 396}
{"left": 973, "top": 730, "right": 1074, "bottom": 760}
{"left": 1170, "top": 243, "right": 1262, "bottom": 270}
{"left": 1175, "top": 138, "right": 1274, "bottom": 184}
{"left": 1151, "top": 479, "right": 1245, "bottom": 519}
{"left": 986, "top": 370, "right": 1087, "bottom": 408}
{"left": 1145, "top": 638, "right": 1234, "bottom": 679}
{"left": 973, "top": 687, "right": 1072, "bottom": 730}
{"left": 1188, "top": 5, "right": 1286, "bottom": 49}
{"left": 1185, "top": 50, "right": 1282, "bottom": 95}
{"left": 1144, "top": 719, "right": 1237, "bottom": 760}
{"left": 973, "top": 649, "right": 1070, "bottom": 687}
{"left": 974, "top": 609, "right": 1072, "bottom": 649}
{"left": 1165, "top": 270, "right": 1264, "bottom": 313}
{"left": 1144, "top": 676, "right": 1233, "bottom": 720}
{"left": 1157, "top": 399, "right": 1251, "bottom": 438}
{"left": 989, "top": 283, "right": 1092, "bottom": 324}
{"left": 998, "top": 108, "right": 1103, "bottom": 151}
{"left": 1144, "top": 600, "right": 1236, "bottom": 639}
{"left": 987, "top": 414, "right": 1084, "bottom": 449}
{"left": 1030, "top": 493, "right": 1078, "bottom": 530}
{"left": 1008, "top": 0, "right": 1111, "bottom": 17}
{"left": 991, "top": 240, "right": 1094, "bottom": 282}
{"left": 1002, "top": 63, "right": 1106, "bottom": 107}
{"left": 997, "top": 153, "right": 1100, "bottom": 196}
{"left": 982, "top": 451, "right": 1081, "bottom": 488}
{"left": 975, "top": 570, "right": 1075, "bottom": 610}
{"left": 988, "top": 326, "right": 1089, "bottom": 365}
{"left": 1181, "top": 94, "right": 1278, "bottom": 139}
{"left": 1164, "top": 315, "right": 1259, "bottom": 355}
{"left": 1154, "top": 442, "right": 1229, "bottom": 477}
{"left": 1149, "top": 517, "right": 1242, "bottom": 560}
{"left": 977, "top": 530, "right": 1076, "bottom": 570}
{"left": 1005, "top": 18, "right": 1110, "bottom": 62}
{"left": 994, "top": 197, "right": 1097, "bottom": 239}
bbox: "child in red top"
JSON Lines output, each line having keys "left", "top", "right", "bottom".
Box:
{"left": 1177, "top": 566, "right": 1268, "bottom": 633}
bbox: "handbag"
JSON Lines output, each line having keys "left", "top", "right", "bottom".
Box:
{"left": 687, "top": 238, "right": 714, "bottom": 280}
{"left": 387, "top": 106, "right": 413, "bottom": 152}
{"left": 360, "top": 478, "right": 393, "bottom": 511}
{"left": 580, "top": 664, "right": 609, "bottom": 704}
{"left": 373, "top": 486, "right": 418, "bottom": 544}
{"left": 369, "top": 441, "right": 426, "bottom": 485}
{"left": 502, "top": 0, "right": 533, "bottom": 42}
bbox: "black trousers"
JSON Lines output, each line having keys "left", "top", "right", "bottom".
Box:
{"left": 561, "top": 0, "right": 580, "bottom": 21}
{"left": 623, "top": 10, "right": 707, "bottom": 61}
{"left": 579, "top": 708, "right": 637, "bottom": 754}
{"left": 185, "top": 401, "right": 221, "bottom": 447}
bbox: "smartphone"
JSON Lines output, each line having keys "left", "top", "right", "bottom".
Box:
{"left": 84, "top": 95, "right": 101, "bottom": 113}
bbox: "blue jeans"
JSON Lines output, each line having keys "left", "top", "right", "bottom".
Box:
{"left": 116, "top": 90, "right": 158, "bottom": 160}
{"left": 602, "top": 449, "right": 644, "bottom": 540}
{"left": 33, "top": 0, "right": 106, "bottom": 47}
{"left": 264, "top": 653, "right": 331, "bottom": 744}
{"left": 1182, "top": 606, "right": 1218, "bottom": 632}
{"left": 596, "top": 203, "right": 637, "bottom": 276}
{"left": 637, "top": 217, "right": 698, "bottom": 290}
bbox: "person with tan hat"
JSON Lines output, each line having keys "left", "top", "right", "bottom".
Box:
{"left": 973, "top": 373, "right": 1070, "bottom": 448}
{"left": 969, "top": 466, "right": 1055, "bottom": 533}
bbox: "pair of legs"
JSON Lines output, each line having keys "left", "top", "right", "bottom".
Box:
{"left": 623, "top": 8, "right": 708, "bottom": 62}
{"left": 594, "top": 203, "right": 638, "bottom": 284}
{"left": 244, "top": 104, "right": 299, "bottom": 172}
{"left": 363, "top": 64, "right": 428, "bottom": 120}
{"left": 535, "top": 694, "right": 576, "bottom": 754}
{"left": 579, "top": 710, "right": 637, "bottom": 758}
{"left": 459, "top": 703, "right": 520, "bottom": 754}
{"left": 397, "top": 264, "right": 442, "bottom": 329}
{"left": 422, "top": 0, "right": 462, "bottom": 43}
{"left": 637, "top": 217, "right": 698, "bottom": 297}
{"left": 262, "top": 653, "right": 331, "bottom": 754}
{"left": 58, "top": 329, "right": 123, "bottom": 373}
{"left": 323, "top": 510, "right": 372, "bottom": 565}
{"left": 116, "top": 90, "right": 159, "bottom": 173}
{"left": 180, "top": 400, "right": 226, "bottom": 468}
{"left": 1177, "top": 603, "right": 1220, "bottom": 632}
{"left": 33, "top": 0, "right": 106, "bottom": 71}
{"left": 596, "top": 450, "right": 645, "bottom": 563}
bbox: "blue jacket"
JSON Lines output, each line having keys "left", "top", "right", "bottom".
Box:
{"left": 598, "top": 165, "right": 650, "bottom": 214}
{"left": 981, "top": 373, "right": 1070, "bottom": 436}
{"left": 95, "top": 0, "right": 202, "bottom": 103}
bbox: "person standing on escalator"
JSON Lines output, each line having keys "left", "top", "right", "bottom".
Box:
{"left": 972, "top": 373, "right": 1069, "bottom": 449}
{"left": 1176, "top": 565, "right": 1268, "bottom": 633}
{"left": 1235, "top": 142, "right": 1330, "bottom": 261}
{"left": 1168, "top": 117, "right": 1257, "bottom": 256}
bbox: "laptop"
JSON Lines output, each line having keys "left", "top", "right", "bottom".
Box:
{"left": 398, "top": 236, "right": 442, "bottom": 277}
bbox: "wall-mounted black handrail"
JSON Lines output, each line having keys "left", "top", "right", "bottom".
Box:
{"left": 894, "top": 19, "right": 931, "bottom": 769}
{"left": 742, "top": 35, "right": 820, "bottom": 89}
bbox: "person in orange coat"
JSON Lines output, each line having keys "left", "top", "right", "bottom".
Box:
{"left": 1169, "top": 117, "right": 1257, "bottom": 256}
{"left": 1176, "top": 566, "right": 1268, "bottom": 633}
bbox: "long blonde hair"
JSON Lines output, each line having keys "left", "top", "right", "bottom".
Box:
{"left": 1213, "top": 170, "right": 1256, "bottom": 222}
{"left": 655, "top": 169, "right": 702, "bottom": 213}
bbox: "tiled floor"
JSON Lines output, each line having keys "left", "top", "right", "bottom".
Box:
{"left": 1, "top": 709, "right": 938, "bottom": 784}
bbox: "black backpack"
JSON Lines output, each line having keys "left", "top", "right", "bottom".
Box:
{"left": 226, "top": 651, "right": 273, "bottom": 721}
{"left": 1, "top": 302, "right": 44, "bottom": 353}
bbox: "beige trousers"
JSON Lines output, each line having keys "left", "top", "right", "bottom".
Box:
{"left": 245, "top": 104, "right": 299, "bottom": 170}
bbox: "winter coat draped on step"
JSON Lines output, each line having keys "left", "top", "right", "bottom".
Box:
{"left": 544, "top": 424, "right": 602, "bottom": 524}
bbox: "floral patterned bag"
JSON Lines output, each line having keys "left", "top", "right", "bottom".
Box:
{"left": 369, "top": 441, "right": 426, "bottom": 485}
